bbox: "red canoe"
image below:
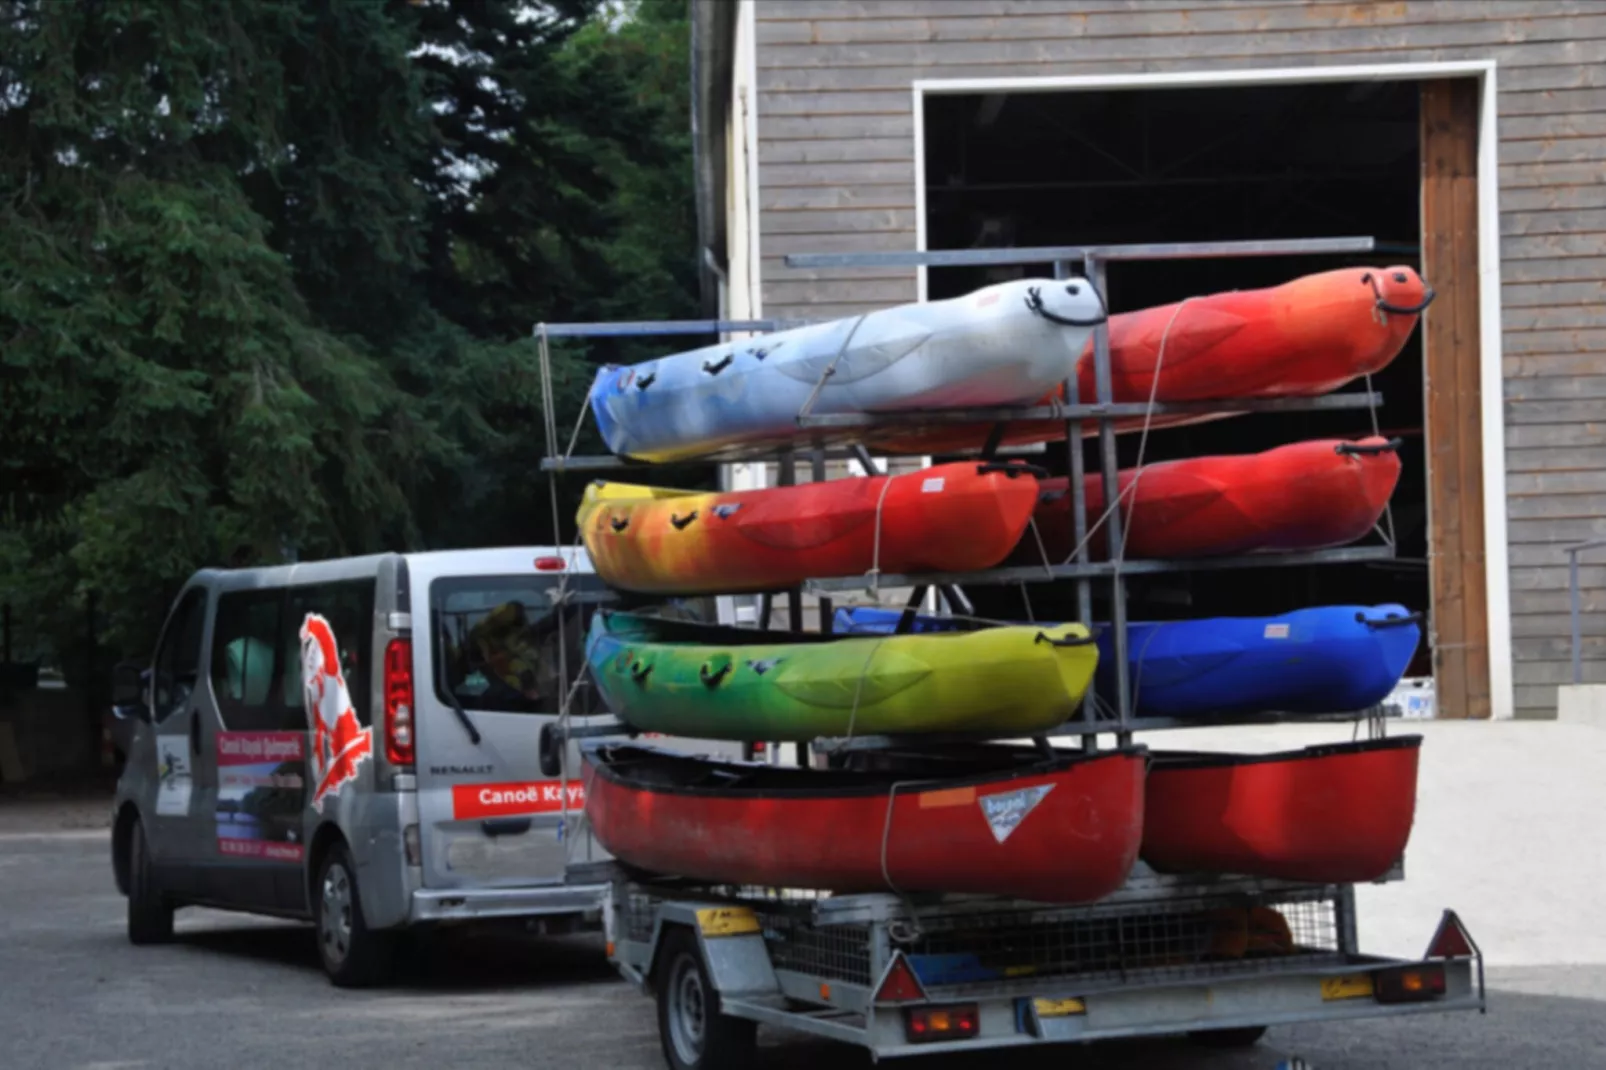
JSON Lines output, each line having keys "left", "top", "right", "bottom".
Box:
{"left": 581, "top": 743, "right": 1147, "bottom": 903}
{"left": 1141, "top": 736, "right": 1422, "bottom": 883}
{"left": 578, "top": 459, "right": 1041, "bottom": 594}
{"left": 873, "top": 265, "right": 1432, "bottom": 456}
{"left": 1016, "top": 435, "right": 1401, "bottom": 562}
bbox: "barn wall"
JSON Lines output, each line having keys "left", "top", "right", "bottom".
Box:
{"left": 747, "top": 0, "right": 1606, "bottom": 718}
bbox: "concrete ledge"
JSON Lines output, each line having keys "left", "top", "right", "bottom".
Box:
{"left": 1557, "top": 683, "right": 1606, "bottom": 728}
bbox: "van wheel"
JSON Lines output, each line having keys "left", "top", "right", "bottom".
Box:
{"left": 127, "top": 821, "right": 174, "bottom": 945}
{"left": 314, "top": 842, "right": 395, "bottom": 988}
{"left": 656, "top": 927, "right": 756, "bottom": 1070}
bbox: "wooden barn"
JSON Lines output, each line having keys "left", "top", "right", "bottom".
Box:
{"left": 688, "top": 0, "right": 1606, "bottom": 722}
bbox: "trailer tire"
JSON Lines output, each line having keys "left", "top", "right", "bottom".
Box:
{"left": 655, "top": 927, "right": 757, "bottom": 1070}
{"left": 1187, "top": 1025, "right": 1268, "bottom": 1048}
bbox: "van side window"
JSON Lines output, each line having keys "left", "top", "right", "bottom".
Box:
{"left": 152, "top": 587, "right": 208, "bottom": 723}
{"left": 282, "top": 579, "right": 377, "bottom": 728}
{"left": 210, "top": 591, "right": 282, "bottom": 730}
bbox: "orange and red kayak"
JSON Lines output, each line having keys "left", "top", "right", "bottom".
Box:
{"left": 876, "top": 265, "right": 1432, "bottom": 456}
{"left": 1017, "top": 436, "right": 1401, "bottom": 562}
{"left": 577, "top": 459, "right": 1041, "bottom": 594}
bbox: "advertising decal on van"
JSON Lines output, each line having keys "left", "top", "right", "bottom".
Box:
{"left": 299, "top": 613, "right": 374, "bottom": 812}
{"left": 451, "top": 780, "right": 587, "bottom": 821}
{"left": 217, "top": 731, "right": 306, "bottom": 862}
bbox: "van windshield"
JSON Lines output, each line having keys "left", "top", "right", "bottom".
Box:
{"left": 430, "top": 574, "right": 610, "bottom": 715}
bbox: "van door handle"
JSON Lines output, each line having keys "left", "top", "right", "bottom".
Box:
{"left": 481, "top": 817, "right": 531, "bottom": 838}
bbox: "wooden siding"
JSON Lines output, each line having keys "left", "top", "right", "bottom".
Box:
{"left": 748, "top": 0, "right": 1606, "bottom": 717}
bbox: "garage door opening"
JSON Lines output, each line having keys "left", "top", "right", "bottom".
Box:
{"left": 921, "top": 79, "right": 1448, "bottom": 686}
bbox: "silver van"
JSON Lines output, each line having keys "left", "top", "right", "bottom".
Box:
{"left": 108, "top": 546, "right": 636, "bottom": 986}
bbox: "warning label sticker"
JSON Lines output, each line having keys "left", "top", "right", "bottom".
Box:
{"left": 977, "top": 784, "right": 1055, "bottom": 844}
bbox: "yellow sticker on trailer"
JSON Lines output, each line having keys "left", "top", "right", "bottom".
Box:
{"left": 695, "top": 907, "right": 760, "bottom": 937}
{"left": 1032, "top": 997, "right": 1087, "bottom": 1017}
{"left": 1321, "top": 974, "right": 1375, "bottom": 1001}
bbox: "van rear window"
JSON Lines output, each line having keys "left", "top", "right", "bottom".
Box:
{"left": 430, "top": 574, "right": 609, "bottom": 715}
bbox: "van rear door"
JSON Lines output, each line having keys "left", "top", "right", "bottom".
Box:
{"left": 408, "top": 557, "right": 617, "bottom": 893}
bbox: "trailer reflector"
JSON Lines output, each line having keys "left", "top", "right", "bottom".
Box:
{"left": 1426, "top": 910, "right": 1476, "bottom": 959}
{"left": 873, "top": 952, "right": 928, "bottom": 1004}
{"left": 904, "top": 1003, "right": 979, "bottom": 1044}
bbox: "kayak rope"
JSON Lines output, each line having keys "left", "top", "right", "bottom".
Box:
{"left": 862, "top": 471, "right": 898, "bottom": 594}
{"left": 1362, "top": 372, "right": 1399, "bottom": 551}
{"left": 842, "top": 632, "right": 892, "bottom": 742}
{"left": 1113, "top": 297, "right": 1191, "bottom": 567}
{"left": 878, "top": 779, "right": 925, "bottom": 941}
{"left": 1047, "top": 298, "right": 1193, "bottom": 568}
{"left": 796, "top": 314, "right": 870, "bottom": 420}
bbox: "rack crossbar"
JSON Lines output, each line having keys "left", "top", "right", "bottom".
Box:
{"left": 794, "top": 391, "right": 1383, "bottom": 428}
{"left": 533, "top": 318, "right": 810, "bottom": 338}
{"left": 784, "top": 236, "right": 1376, "bottom": 270}
{"left": 803, "top": 545, "right": 1397, "bottom": 594}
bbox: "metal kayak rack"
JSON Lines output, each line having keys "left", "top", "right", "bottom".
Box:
{"left": 529, "top": 236, "right": 1483, "bottom": 1070}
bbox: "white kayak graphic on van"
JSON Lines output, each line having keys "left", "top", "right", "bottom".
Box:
{"left": 299, "top": 613, "right": 374, "bottom": 812}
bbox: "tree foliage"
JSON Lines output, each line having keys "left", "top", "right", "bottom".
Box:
{"left": 0, "top": 0, "right": 697, "bottom": 669}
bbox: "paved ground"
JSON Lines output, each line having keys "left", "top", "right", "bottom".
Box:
{"left": 4, "top": 721, "right": 1606, "bottom": 1069}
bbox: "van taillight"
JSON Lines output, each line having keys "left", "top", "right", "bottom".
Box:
{"left": 384, "top": 638, "right": 415, "bottom": 767}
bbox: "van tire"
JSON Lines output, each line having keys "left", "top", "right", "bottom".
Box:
{"left": 127, "top": 821, "right": 174, "bottom": 945}
{"left": 314, "top": 842, "right": 395, "bottom": 988}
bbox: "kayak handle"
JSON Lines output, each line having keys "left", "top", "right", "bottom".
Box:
{"left": 1362, "top": 272, "right": 1437, "bottom": 316}
{"left": 977, "top": 460, "right": 1048, "bottom": 479}
{"left": 1023, "top": 285, "right": 1109, "bottom": 328}
{"left": 629, "top": 659, "right": 654, "bottom": 683}
{"left": 1360, "top": 611, "right": 1426, "bottom": 630}
{"left": 635, "top": 372, "right": 656, "bottom": 391}
{"left": 702, "top": 353, "right": 734, "bottom": 375}
{"left": 609, "top": 516, "right": 629, "bottom": 532}
{"left": 1335, "top": 437, "right": 1402, "bottom": 456}
{"left": 700, "top": 661, "right": 732, "bottom": 687}
{"left": 1034, "top": 630, "right": 1097, "bottom": 648}
{"left": 1379, "top": 286, "right": 1436, "bottom": 315}
{"left": 670, "top": 510, "right": 699, "bottom": 530}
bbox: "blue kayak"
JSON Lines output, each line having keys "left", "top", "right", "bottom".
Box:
{"left": 833, "top": 604, "right": 1421, "bottom": 718}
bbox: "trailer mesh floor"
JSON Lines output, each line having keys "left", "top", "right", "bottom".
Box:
{"left": 624, "top": 884, "right": 1342, "bottom": 991}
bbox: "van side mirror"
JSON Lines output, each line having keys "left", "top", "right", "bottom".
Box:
{"left": 111, "top": 661, "right": 147, "bottom": 711}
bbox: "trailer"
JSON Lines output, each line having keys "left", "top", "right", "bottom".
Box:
{"left": 603, "top": 864, "right": 1482, "bottom": 1068}
{"left": 533, "top": 235, "right": 1487, "bottom": 1068}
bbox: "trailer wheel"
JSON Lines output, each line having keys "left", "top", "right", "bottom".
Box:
{"left": 1187, "top": 1025, "right": 1269, "bottom": 1048}
{"left": 656, "top": 927, "right": 757, "bottom": 1070}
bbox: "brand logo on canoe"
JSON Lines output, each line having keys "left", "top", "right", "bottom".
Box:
{"left": 978, "top": 784, "right": 1055, "bottom": 844}
{"left": 712, "top": 503, "right": 742, "bottom": 519}
{"left": 746, "top": 657, "right": 781, "bottom": 675}
{"left": 921, "top": 477, "right": 946, "bottom": 493}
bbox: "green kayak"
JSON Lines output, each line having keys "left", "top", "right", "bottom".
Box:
{"left": 583, "top": 609, "right": 1098, "bottom": 742}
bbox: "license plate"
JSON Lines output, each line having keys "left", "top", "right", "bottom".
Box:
{"left": 1321, "top": 974, "right": 1375, "bottom": 1001}
{"left": 1032, "top": 997, "right": 1087, "bottom": 1017}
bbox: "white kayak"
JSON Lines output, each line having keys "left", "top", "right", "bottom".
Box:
{"left": 585, "top": 277, "right": 1107, "bottom": 463}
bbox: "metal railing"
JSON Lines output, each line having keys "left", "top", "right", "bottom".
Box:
{"left": 1565, "top": 538, "right": 1606, "bottom": 684}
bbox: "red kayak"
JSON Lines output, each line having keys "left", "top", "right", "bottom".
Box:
{"left": 1141, "top": 736, "right": 1422, "bottom": 883}
{"left": 581, "top": 743, "right": 1147, "bottom": 903}
{"left": 872, "top": 265, "right": 1432, "bottom": 456}
{"left": 578, "top": 459, "right": 1041, "bottom": 594}
{"left": 1016, "top": 436, "right": 1401, "bottom": 562}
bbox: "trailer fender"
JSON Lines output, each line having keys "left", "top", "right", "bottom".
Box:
{"left": 650, "top": 903, "right": 779, "bottom": 999}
